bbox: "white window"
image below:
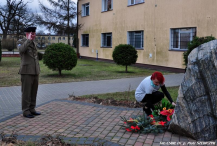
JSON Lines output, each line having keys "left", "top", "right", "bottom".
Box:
{"left": 170, "top": 27, "right": 196, "bottom": 50}
{"left": 102, "top": 0, "right": 113, "bottom": 12}
{"left": 101, "top": 33, "right": 112, "bottom": 47}
{"left": 127, "top": 31, "right": 144, "bottom": 49}
{"left": 81, "top": 34, "right": 89, "bottom": 47}
{"left": 128, "top": 0, "right": 144, "bottom": 5}
{"left": 82, "top": 3, "right": 89, "bottom": 16}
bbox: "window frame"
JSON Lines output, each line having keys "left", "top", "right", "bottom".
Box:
{"left": 81, "top": 34, "right": 89, "bottom": 47}
{"left": 128, "top": 0, "right": 144, "bottom": 6}
{"left": 102, "top": 0, "right": 113, "bottom": 12}
{"left": 170, "top": 27, "right": 196, "bottom": 51}
{"left": 101, "top": 32, "right": 112, "bottom": 48}
{"left": 127, "top": 30, "right": 144, "bottom": 49}
{"left": 82, "top": 3, "right": 90, "bottom": 17}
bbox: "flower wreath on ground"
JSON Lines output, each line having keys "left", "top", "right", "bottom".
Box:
{"left": 120, "top": 99, "right": 175, "bottom": 135}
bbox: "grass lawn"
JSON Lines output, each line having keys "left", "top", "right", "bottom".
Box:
{"left": 81, "top": 86, "right": 179, "bottom": 102}
{"left": 0, "top": 57, "right": 172, "bottom": 87}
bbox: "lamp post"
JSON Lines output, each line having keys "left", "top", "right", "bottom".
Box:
{"left": 12, "top": 36, "right": 14, "bottom": 54}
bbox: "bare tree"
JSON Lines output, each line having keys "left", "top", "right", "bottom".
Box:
{"left": 36, "top": 0, "right": 81, "bottom": 45}
{"left": 0, "top": 0, "right": 29, "bottom": 40}
{"left": 10, "top": 12, "right": 35, "bottom": 39}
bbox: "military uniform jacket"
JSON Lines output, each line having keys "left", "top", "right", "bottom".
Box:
{"left": 17, "top": 38, "right": 40, "bottom": 75}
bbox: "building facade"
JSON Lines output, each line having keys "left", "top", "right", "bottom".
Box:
{"left": 78, "top": 0, "right": 217, "bottom": 70}
{"left": 0, "top": 34, "right": 74, "bottom": 49}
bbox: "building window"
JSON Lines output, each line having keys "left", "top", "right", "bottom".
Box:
{"left": 82, "top": 3, "right": 89, "bottom": 16}
{"left": 63, "top": 37, "right": 65, "bottom": 40}
{"left": 81, "top": 34, "right": 89, "bottom": 47}
{"left": 42, "top": 37, "right": 45, "bottom": 40}
{"left": 170, "top": 27, "right": 196, "bottom": 50}
{"left": 128, "top": 0, "right": 144, "bottom": 5}
{"left": 59, "top": 37, "right": 61, "bottom": 40}
{"left": 102, "top": 0, "right": 113, "bottom": 12}
{"left": 127, "top": 31, "right": 144, "bottom": 49}
{"left": 38, "top": 37, "right": 41, "bottom": 39}
{"left": 101, "top": 33, "right": 112, "bottom": 47}
{"left": 52, "top": 37, "right": 55, "bottom": 40}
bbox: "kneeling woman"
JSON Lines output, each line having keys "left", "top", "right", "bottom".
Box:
{"left": 135, "top": 71, "right": 176, "bottom": 115}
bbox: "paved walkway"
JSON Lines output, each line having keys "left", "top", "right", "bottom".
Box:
{"left": 1, "top": 73, "right": 216, "bottom": 145}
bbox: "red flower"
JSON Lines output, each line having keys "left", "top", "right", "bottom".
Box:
{"left": 151, "top": 120, "right": 156, "bottom": 125}
{"left": 160, "top": 109, "right": 174, "bottom": 121}
{"left": 135, "top": 126, "right": 140, "bottom": 130}
{"left": 149, "top": 115, "right": 154, "bottom": 118}
{"left": 124, "top": 122, "right": 126, "bottom": 124}
{"left": 131, "top": 126, "right": 135, "bottom": 129}
{"left": 125, "top": 128, "right": 132, "bottom": 132}
{"left": 130, "top": 126, "right": 140, "bottom": 132}
{"left": 158, "top": 121, "right": 166, "bottom": 126}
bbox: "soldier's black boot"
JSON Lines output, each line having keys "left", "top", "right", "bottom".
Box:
{"left": 30, "top": 109, "right": 41, "bottom": 116}
{"left": 23, "top": 110, "right": 35, "bottom": 118}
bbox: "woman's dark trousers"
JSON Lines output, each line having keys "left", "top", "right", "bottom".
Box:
{"left": 141, "top": 91, "right": 164, "bottom": 116}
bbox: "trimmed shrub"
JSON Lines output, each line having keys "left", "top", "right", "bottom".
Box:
{"left": 112, "top": 44, "right": 138, "bottom": 73}
{"left": 0, "top": 39, "right": 2, "bottom": 62}
{"left": 1, "top": 39, "right": 14, "bottom": 51}
{"left": 37, "top": 52, "right": 43, "bottom": 60}
{"left": 43, "top": 43, "right": 77, "bottom": 76}
{"left": 183, "top": 36, "right": 216, "bottom": 66}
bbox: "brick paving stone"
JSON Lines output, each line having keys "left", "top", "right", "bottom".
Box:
{"left": 145, "top": 139, "right": 153, "bottom": 145}
{"left": 137, "top": 138, "right": 145, "bottom": 143}
{"left": 112, "top": 136, "right": 121, "bottom": 141}
{"left": 134, "top": 142, "right": 144, "bottom": 146}
{"left": 154, "top": 137, "right": 163, "bottom": 143}
{"left": 122, "top": 133, "right": 132, "bottom": 138}
{"left": 147, "top": 134, "right": 155, "bottom": 140}
{"left": 152, "top": 142, "right": 160, "bottom": 146}
{"left": 119, "top": 138, "right": 128, "bottom": 144}
{"left": 162, "top": 137, "right": 171, "bottom": 142}
{"left": 143, "top": 144, "right": 151, "bottom": 146}
{"left": 126, "top": 139, "right": 136, "bottom": 145}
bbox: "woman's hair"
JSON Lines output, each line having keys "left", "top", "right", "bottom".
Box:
{"left": 151, "top": 71, "right": 165, "bottom": 84}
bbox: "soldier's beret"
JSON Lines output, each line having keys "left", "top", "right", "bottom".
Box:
{"left": 24, "top": 27, "right": 37, "bottom": 32}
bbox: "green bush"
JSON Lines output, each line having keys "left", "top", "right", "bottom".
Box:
{"left": 112, "top": 44, "right": 138, "bottom": 73}
{"left": 1, "top": 38, "right": 14, "bottom": 51}
{"left": 183, "top": 36, "right": 216, "bottom": 66}
{"left": 43, "top": 43, "right": 77, "bottom": 76}
{"left": 37, "top": 52, "right": 43, "bottom": 60}
{"left": 0, "top": 39, "right": 2, "bottom": 62}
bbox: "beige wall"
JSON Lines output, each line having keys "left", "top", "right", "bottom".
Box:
{"left": 78, "top": 0, "right": 217, "bottom": 69}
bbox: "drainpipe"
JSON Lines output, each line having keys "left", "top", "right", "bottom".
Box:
{"left": 77, "top": 0, "right": 80, "bottom": 58}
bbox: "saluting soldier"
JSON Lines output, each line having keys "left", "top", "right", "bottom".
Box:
{"left": 17, "top": 27, "right": 41, "bottom": 118}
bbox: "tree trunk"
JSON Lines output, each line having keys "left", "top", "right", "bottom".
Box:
{"left": 126, "top": 65, "right": 128, "bottom": 73}
{"left": 58, "top": 68, "right": 62, "bottom": 76}
{"left": 3, "top": 32, "right": 7, "bottom": 40}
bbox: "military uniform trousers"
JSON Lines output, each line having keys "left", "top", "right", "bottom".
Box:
{"left": 21, "top": 74, "right": 39, "bottom": 112}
